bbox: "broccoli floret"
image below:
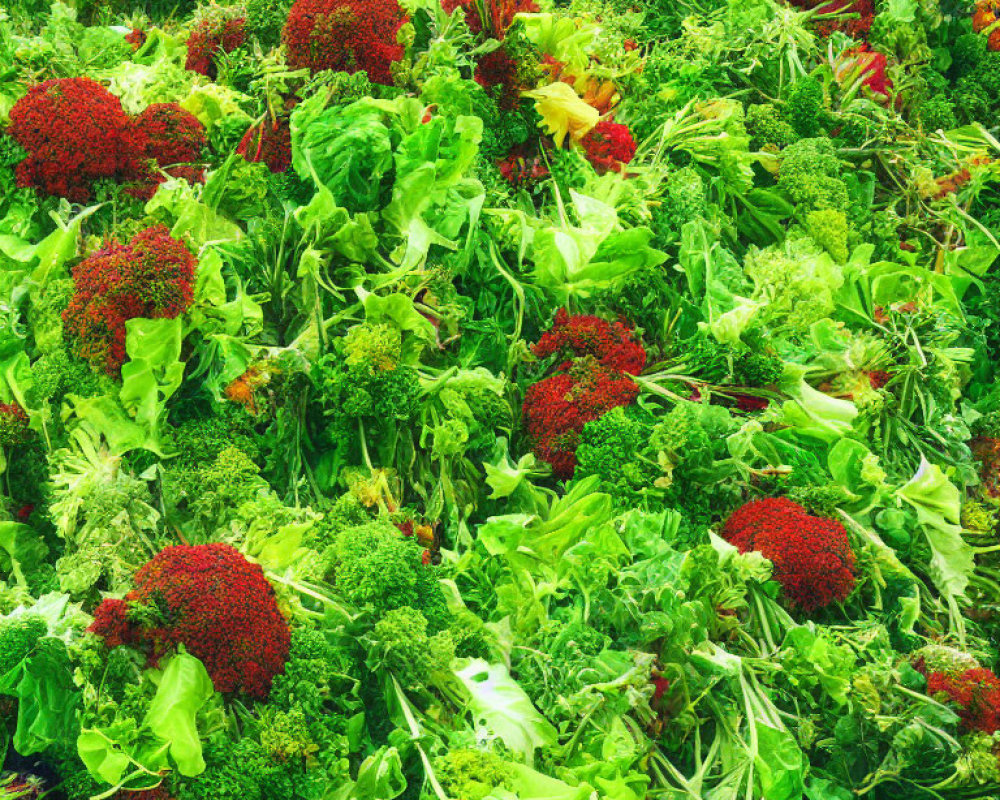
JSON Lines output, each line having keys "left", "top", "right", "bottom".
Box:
{"left": 651, "top": 167, "right": 709, "bottom": 250}
{"left": 806, "top": 208, "right": 849, "bottom": 263}
{"left": 345, "top": 323, "right": 402, "bottom": 371}
{"left": 435, "top": 749, "right": 515, "bottom": 800}
{"left": 745, "top": 103, "right": 797, "bottom": 150}
{"left": 244, "top": 0, "right": 292, "bottom": 48}
{"left": 778, "top": 138, "right": 849, "bottom": 212}
{"left": 951, "top": 32, "right": 988, "bottom": 78}
{"left": 575, "top": 407, "right": 659, "bottom": 502}
{"left": 189, "top": 445, "right": 269, "bottom": 519}
{"left": 369, "top": 606, "right": 455, "bottom": 688}
{"left": 258, "top": 706, "right": 319, "bottom": 764}
{"left": 786, "top": 77, "right": 826, "bottom": 138}
{"left": 333, "top": 520, "right": 449, "bottom": 629}
{"left": 26, "top": 347, "right": 113, "bottom": 410}
{"left": 954, "top": 76, "right": 992, "bottom": 123}
{"left": 0, "top": 615, "right": 46, "bottom": 676}
{"left": 169, "top": 404, "right": 260, "bottom": 467}
{"left": 269, "top": 628, "right": 358, "bottom": 716}
{"left": 433, "top": 381, "right": 513, "bottom": 459}
{"left": 177, "top": 739, "right": 294, "bottom": 800}
{"left": 315, "top": 324, "right": 421, "bottom": 427}
{"left": 308, "top": 493, "right": 371, "bottom": 552}
{"left": 917, "top": 93, "right": 958, "bottom": 132}
{"left": 955, "top": 52, "right": 1000, "bottom": 123}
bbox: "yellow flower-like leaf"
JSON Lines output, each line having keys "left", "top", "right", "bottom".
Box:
{"left": 523, "top": 82, "right": 599, "bottom": 148}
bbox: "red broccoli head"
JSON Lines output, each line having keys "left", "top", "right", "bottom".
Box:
{"left": 7, "top": 77, "right": 139, "bottom": 202}
{"left": 532, "top": 308, "right": 646, "bottom": 374}
{"left": 579, "top": 120, "right": 637, "bottom": 176}
{"left": 89, "top": 543, "right": 291, "bottom": 698}
{"left": 62, "top": 225, "right": 197, "bottom": 375}
{"left": 89, "top": 598, "right": 134, "bottom": 649}
{"left": 283, "top": 0, "right": 407, "bottom": 85}
{"left": 523, "top": 310, "right": 646, "bottom": 477}
{"left": 185, "top": 15, "right": 247, "bottom": 78}
{"left": 126, "top": 103, "right": 207, "bottom": 200}
{"left": 722, "top": 498, "right": 857, "bottom": 611}
{"left": 236, "top": 118, "right": 292, "bottom": 173}
{"left": 926, "top": 667, "right": 1000, "bottom": 734}
{"left": 522, "top": 366, "right": 640, "bottom": 478}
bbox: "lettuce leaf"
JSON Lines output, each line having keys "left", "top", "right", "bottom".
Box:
{"left": 453, "top": 659, "right": 558, "bottom": 763}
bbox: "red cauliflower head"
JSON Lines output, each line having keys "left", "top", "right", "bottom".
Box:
{"left": 283, "top": 0, "right": 407, "bottom": 85}
{"left": 7, "top": 77, "right": 139, "bottom": 202}
{"left": 722, "top": 498, "right": 857, "bottom": 611}
{"left": 89, "top": 543, "right": 291, "bottom": 698}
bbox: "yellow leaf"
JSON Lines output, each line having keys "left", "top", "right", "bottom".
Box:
{"left": 523, "top": 82, "right": 599, "bottom": 148}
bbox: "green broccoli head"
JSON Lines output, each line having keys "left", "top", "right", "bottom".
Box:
{"left": 951, "top": 32, "right": 988, "bottom": 78}
{"left": 435, "top": 748, "right": 515, "bottom": 800}
{"left": 806, "top": 208, "right": 850, "bottom": 263}
{"left": 0, "top": 614, "right": 47, "bottom": 676}
{"left": 786, "top": 77, "right": 826, "bottom": 138}
{"left": 746, "top": 103, "right": 798, "bottom": 150}
{"left": 917, "top": 93, "right": 958, "bottom": 133}
{"left": 26, "top": 347, "right": 113, "bottom": 410}
{"left": 244, "top": 0, "right": 292, "bottom": 48}
{"left": 575, "top": 406, "right": 658, "bottom": 502}
{"left": 178, "top": 739, "right": 294, "bottom": 800}
{"left": 651, "top": 166, "right": 709, "bottom": 250}
{"left": 344, "top": 323, "right": 403, "bottom": 371}
{"left": 369, "top": 606, "right": 455, "bottom": 688}
{"left": 316, "top": 325, "right": 422, "bottom": 426}
{"left": 258, "top": 706, "right": 319, "bottom": 764}
{"left": 269, "top": 627, "right": 358, "bottom": 715}
{"left": 435, "top": 381, "right": 513, "bottom": 458}
{"left": 955, "top": 52, "right": 1000, "bottom": 123}
{"left": 333, "top": 520, "right": 449, "bottom": 629}
{"left": 778, "top": 137, "right": 848, "bottom": 212}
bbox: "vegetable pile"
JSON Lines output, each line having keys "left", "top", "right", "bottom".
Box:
{"left": 4, "top": 0, "right": 1000, "bottom": 798}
